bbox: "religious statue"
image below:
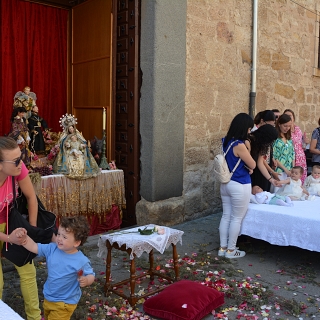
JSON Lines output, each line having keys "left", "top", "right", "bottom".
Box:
{"left": 28, "top": 105, "right": 49, "bottom": 154}
{"left": 8, "top": 107, "right": 31, "bottom": 166}
{"left": 53, "top": 114, "right": 101, "bottom": 179}
{"left": 13, "top": 86, "right": 37, "bottom": 118}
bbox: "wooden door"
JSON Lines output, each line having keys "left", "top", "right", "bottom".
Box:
{"left": 114, "top": 0, "right": 140, "bottom": 227}
{"left": 71, "top": 0, "right": 113, "bottom": 160}
{"left": 72, "top": 0, "right": 140, "bottom": 227}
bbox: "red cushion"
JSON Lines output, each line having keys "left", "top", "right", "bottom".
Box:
{"left": 143, "top": 280, "right": 224, "bottom": 320}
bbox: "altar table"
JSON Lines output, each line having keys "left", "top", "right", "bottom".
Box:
{"left": 97, "top": 225, "right": 184, "bottom": 306}
{"left": 32, "top": 170, "right": 126, "bottom": 232}
{"left": 240, "top": 197, "right": 320, "bottom": 252}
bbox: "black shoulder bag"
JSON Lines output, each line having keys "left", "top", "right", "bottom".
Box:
{"left": 1, "top": 177, "right": 57, "bottom": 267}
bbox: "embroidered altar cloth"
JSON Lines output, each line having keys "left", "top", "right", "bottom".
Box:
{"left": 98, "top": 225, "right": 184, "bottom": 259}
{"left": 32, "top": 169, "right": 126, "bottom": 218}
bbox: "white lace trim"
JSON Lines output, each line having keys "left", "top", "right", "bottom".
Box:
{"left": 97, "top": 225, "right": 184, "bottom": 260}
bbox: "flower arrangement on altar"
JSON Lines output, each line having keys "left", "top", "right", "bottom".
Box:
{"left": 43, "top": 130, "right": 61, "bottom": 155}
{"left": 31, "top": 152, "right": 39, "bottom": 161}
{"left": 47, "top": 145, "right": 60, "bottom": 163}
{"left": 30, "top": 164, "right": 53, "bottom": 176}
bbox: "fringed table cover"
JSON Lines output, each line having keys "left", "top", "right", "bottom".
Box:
{"left": 32, "top": 170, "right": 126, "bottom": 221}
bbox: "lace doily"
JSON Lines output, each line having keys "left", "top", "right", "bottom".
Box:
{"left": 98, "top": 225, "right": 184, "bottom": 259}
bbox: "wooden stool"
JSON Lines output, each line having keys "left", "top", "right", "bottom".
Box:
{"left": 99, "top": 227, "right": 184, "bottom": 306}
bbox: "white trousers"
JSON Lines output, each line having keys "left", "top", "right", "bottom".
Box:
{"left": 219, "top": 180, "right": 251, "bottom": 250}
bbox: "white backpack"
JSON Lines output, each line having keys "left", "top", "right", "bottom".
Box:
{"left": 213, "top": 140, "right": 241, "bottom": 183}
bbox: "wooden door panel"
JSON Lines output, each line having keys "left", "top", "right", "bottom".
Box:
{"left": 74, "top": 107, "right": 105, "bottom": 139}
{"left": 117, "top": 103, "right": 128, "bottom": 114}
{"left": 72, "top": 0, "right": 140, "bottom": 227}
{"left": 73, "top": 0, "right": 111, "bottom": 62}
{"left": 114, "top": 0, "right": 140, "bottom": 227}
{"left": 72, "top": 0, "right": 113, "bottom": 160}
{"left": 73, "top": 59, "right": 110, "bottom": 107}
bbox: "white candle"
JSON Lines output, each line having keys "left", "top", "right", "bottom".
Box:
{"left": 102, "top": 108, "right": 106, "bottom": 130}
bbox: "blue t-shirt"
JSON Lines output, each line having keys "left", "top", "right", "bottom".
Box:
{"left": 223, "top": 139, "right": 251, "bottom": 184}
{"left": 37, "top": 243, "right": 95, "bottom": 304}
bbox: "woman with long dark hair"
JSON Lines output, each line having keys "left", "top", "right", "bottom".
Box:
{"left": 218, "top": 113, "right": 256, "bottom": 259}
{"left": 249, "top": 124, "right": 279, "bottom": 191}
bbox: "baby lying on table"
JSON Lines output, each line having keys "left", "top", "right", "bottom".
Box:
{"left": 251, "top": 185, "right": 294, "bottom": 207}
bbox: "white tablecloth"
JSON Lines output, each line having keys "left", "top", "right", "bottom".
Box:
{"left": 98, "top": 225, "right": 184, "bottom": 259}
{"left": 240, "top": 197, "right": 320, "bottom": 252}
{"left": 0, "top": 300, "right": 24, "bottom": 320}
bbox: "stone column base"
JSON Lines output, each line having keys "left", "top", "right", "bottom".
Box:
{"left": 136, "top": 197, "right": 185, "bottom": 227}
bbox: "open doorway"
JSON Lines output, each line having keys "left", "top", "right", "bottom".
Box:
{"left": 7, "top": 0, "right": 141, "bottom": 227}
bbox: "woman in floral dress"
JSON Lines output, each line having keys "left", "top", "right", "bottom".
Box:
{"left": 284, "top": 109, "right": 307, "bottom": 184}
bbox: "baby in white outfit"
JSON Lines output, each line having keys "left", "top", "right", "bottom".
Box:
{"left": 251, "top": 185, "right": 293, "bottom": 207}
{"left": 277, "top": 166, "right": 315, "bottom": 201}
{"left": 303, "top": 165, "right": 320, "bottom": 196}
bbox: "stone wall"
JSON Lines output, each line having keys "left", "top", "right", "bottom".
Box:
{"left": 137, "top": 0, "right": 320, "bottom": 227}
{"left": 183, "top": 0, "right": 320, "bottom": 221}
{"left": 184, "top": 0, "right": 253, "bottom": 222}
{"left": 256, "top": 0, "right": 320, "bottom": 133}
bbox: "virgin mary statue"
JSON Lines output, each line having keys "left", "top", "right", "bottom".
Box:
{"left": 53, "top": 114, "right": 100, "bottom": 179}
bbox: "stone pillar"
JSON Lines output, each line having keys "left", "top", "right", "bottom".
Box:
{"left": 139, "top": 0, "right": 187, "bottom": 202}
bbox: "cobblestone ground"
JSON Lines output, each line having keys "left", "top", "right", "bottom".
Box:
{"left": 3, "top": 214, "right": 320, "bottom": 319}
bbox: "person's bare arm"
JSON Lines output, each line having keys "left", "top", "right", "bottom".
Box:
{"left": 309, "top": 139, "right": 319, "bottom": 155}
{"left": 78, "top": 274, "right": 95, "bottom": 288}
{"left": 233, "top": 143, "right": 256, "bottom": 170}
{"left": 18, "top": 175, "right": 38, "bottom": 226}
{"left": 0, "top": 228, "right": 27, "bottom": 245}
{"left": 244, "top": 139, "right": 251, "bottom": 152}
{"left": 22, "top": 235, "right": 39, "bottom": 254}
{"left": 257, "top": 156, "right": 278, "bottom": 186}
{"left": 302, "top": 186, "right": 309, "bottom": 195}
{"left": 263, "top": 159, "right": 280, "bottom": 180}
{"left": 277, "top": 178, "right": 291, "bottom": 186}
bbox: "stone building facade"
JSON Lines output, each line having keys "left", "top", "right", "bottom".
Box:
{"left": 136, "top": 0, "right": 320, "bottom": 226}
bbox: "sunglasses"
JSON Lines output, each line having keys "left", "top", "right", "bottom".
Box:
{"left": 0, "top": 154, "right": 23, "bottom": 167}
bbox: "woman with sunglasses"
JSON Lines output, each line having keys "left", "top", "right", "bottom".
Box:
{"left": 0, "top": 136, "right": 41, "bottom": 320}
